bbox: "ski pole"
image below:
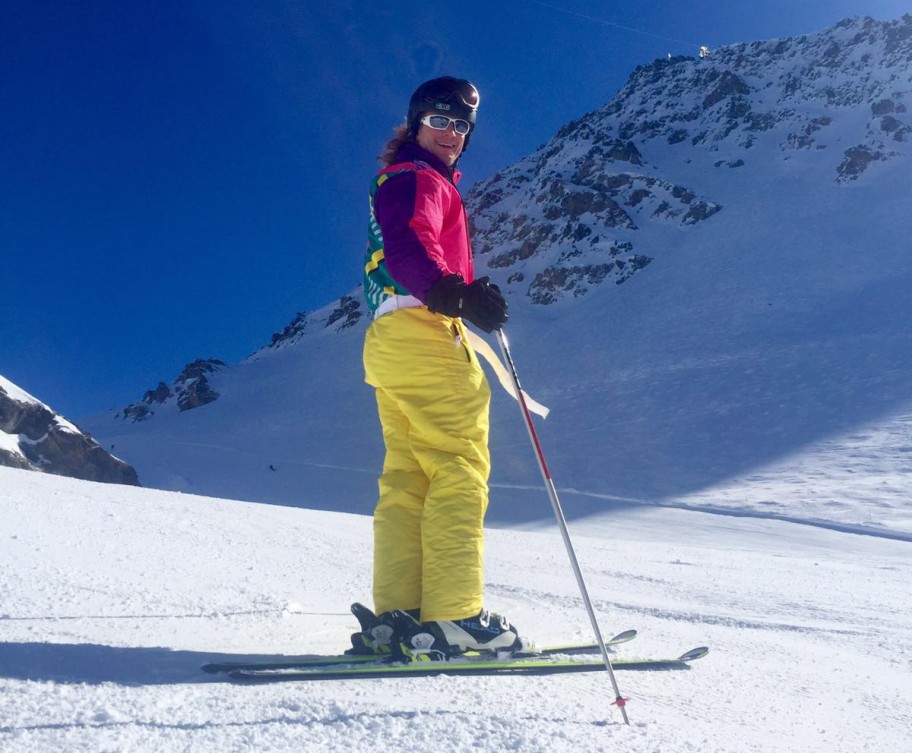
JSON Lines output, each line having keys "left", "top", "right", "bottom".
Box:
{"left": 495, "top": 328, "right": 630, "bottom": 725}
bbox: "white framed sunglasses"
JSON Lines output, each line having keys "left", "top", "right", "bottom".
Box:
{"left": 420, "top": 114, "right": 472, "bottom": 136}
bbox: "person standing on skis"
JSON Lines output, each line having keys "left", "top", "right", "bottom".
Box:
{"left": 355, "top": 76, "right": 529, "bottom": 657}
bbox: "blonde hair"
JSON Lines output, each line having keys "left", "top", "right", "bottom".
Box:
{"left": 378, "top": 123, "right": 412, "bottom": 166}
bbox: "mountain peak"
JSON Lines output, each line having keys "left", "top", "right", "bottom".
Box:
{"left": 0, "top": 374, "right": 139, "bottom": 484}
{"left": 263, "top": 294, "right": 365, "bottom": 353}
{"left": 116, "top": 358, "right": 226, "bottom": 423}
{"left": 465, "top": 15, "right": 911, "bottom": 305}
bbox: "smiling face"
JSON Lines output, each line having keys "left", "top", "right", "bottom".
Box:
{"left": 416, "top": 112, "right": 466, "bottom": 166}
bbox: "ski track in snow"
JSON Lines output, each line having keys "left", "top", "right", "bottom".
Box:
{"left": 2, "top": 466, "right": 911, "bottom": 753}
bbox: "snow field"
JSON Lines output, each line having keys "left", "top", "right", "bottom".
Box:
{"left": 2, "top": 466, "right": 911, "bottom": 752}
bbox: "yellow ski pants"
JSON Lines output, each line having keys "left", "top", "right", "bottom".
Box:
{"left": 363, "top": 306, "right": 491, "bottom": 622}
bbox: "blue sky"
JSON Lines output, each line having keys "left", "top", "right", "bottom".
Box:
{"left": 1, "top": 0, "right": 907, "bottom": 418}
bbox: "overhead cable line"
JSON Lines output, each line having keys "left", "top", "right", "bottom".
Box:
{"left": 526, "top": 0, "right": 704, "bottom": 50}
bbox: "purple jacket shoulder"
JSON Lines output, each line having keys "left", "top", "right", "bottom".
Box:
{"left": 373, "top": 144, "right": 474, "bottom": 302}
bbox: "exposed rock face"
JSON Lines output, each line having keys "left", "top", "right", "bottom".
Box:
{"left": 117, "top": 359, "right": 226, "bottom": 422}
{"left": 837, "top": 145, "right": 887, "bottom": 182}
{"left": 466, "top": 112, "right": 722, "bottom": 303}
{"left": 0, "top": 377, "right": 139, "bottom": 484}
{"left": 266, "top": 294, "right": 365, "bottom": 351}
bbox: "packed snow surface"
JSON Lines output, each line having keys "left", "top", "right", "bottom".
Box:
{"left": 2, "top": 465, "right": 910, "bottom": 752}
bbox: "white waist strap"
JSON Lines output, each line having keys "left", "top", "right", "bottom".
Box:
{"left": 372, "top": 295, "right": 550, "bottom": 419}
{"left": 374, "top": 294, "right": 424, "bottom": 319}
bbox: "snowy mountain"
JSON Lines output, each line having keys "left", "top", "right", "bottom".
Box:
{"left": 0, "top": 374, "right": 138, "bottom": 485}
{"left": 465, "top": 14, "right": 912, "bottom": 303}
{"left": 84, "top": 16, "right": 912, "bottom": 533}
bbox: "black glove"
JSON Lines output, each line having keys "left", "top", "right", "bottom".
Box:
{"left": 426, "top": 274, "right": 508, "bottom": 333}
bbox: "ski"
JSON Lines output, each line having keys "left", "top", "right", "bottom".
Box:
{"left": 226, "top": 646, "right": 709, "bottom": 683}
{"left": 200, "top": 629, "right": 637, "bottom": 675}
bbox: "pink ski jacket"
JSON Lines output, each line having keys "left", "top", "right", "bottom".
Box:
{"left": 364, "top": 143, "right": 474, "bottom": 314}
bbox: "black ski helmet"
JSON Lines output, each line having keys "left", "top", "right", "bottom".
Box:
{"left": 407, "top": 76, "right": 480, "bottom": 149}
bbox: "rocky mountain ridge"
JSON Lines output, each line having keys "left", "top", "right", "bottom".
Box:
{"left": 463, "top": 14, "right": 911, "bottom": 305}
{"left": 1, "top": 375, "right": 139, "bottom": 484}
{"left": 112, "top": 295, "right": 367, "bottom": 422}
{"left": 116, "top": 359, "right": 227, "bottom": 422}
{"left": 264, "top": 294, "right": 364, "bottom": 351}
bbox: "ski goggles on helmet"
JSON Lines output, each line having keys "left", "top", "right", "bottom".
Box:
{"left": 422, "top": 79, "right": 479, "bottom": 110}
{"left": 408, "top": 77, "right": 480, "bottom": 134}
{"left": 420, "top": 114, "right": 473, "bottom": 135}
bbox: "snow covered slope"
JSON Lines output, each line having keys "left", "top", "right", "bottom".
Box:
{"left": 1, "top": 465, "right": 910, "bottom": 752}
{"left": 83, "top": 16, "right": 912, "bottom": 535}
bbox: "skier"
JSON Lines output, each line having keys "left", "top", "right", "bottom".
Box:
{"left": 356, "top": 76, "right": 529, "bottom": 658}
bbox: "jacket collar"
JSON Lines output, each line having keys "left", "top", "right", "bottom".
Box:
{"left": 396, "top": 143, "right": 461, "bottom": 185}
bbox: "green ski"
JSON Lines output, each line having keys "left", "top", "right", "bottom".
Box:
{"left": 201, "top": 629, "right": 638, "bottom": 675}
{"left": 225, "top": 646, "right": 709, "bottom": 683}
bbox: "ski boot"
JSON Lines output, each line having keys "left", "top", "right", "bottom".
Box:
{"left": 345, "top": 602, "right": 420, "bottom": 656}
{"left": 390, "top": 607, "right": 535, "bottom": 662}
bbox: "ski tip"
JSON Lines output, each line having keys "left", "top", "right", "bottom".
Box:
{"left": 677, "top": 646, "right": 710, "bottom": 662}
{"left": 610, "top": 629, "right": 637, "bottom": 643}
{"left": 350, "top": 602, "right": 373, "bottom": 620}
{"left": 350, "top": 602, "right": 378, "bottom": 631}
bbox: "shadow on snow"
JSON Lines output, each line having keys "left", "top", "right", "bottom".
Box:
{"left": 0, "top": 641, "right": 315, "bottom": 686}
